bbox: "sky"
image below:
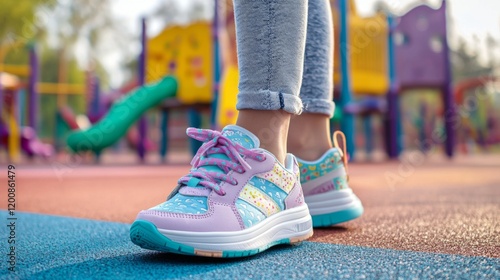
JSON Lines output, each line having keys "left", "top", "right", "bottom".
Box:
{"left": 357, "top": 0, "right": 500, "bottom": 50}
{"left": 106, "top": 0, "right": 500, "bottom": 87}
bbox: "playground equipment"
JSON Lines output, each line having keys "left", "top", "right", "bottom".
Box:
{"left": 331, "top": 0, "right": 390, "bottom": 160}
{"left": 389, "top": 0, "right": 455, "bottom": 157}
{"left": 0, "top": 44, "right": 39, "bottom": 161}
{"left": 146, "top": 22, "right": 212, "bottom": 104}
{"left": 62, "top": 0, "right": 460, "bottom": 162}
{"left": 335, "top": 0, "right": 455, "bottom": 159}
{"left": 217, "top": 0, "right": 239, "bottom": 127}
{"left": 0, "top": 41, "right": 94, "bottom": 161}
{"left": 0, "top": 43, "right": 56, "bottom": 161}
{"left": 65, "top": 14, "right": 218, "bottom": 161}
{"left": 332, "top": 0, "right": 389, "bottom": 95}
{"left": 53, "top": 72, "right": 97, "bottom": 151}
{"left": 67, "top": 76, "right": 177, "bottom": 153}
{"left": 182, "top": 0, "right": 457, "bottom": 161}
{"left": 0, "top": 72, "right": 53, "bottom": 160}
{"left": 145, "top": 18, "right": 217, "bottom": 161}
{"left": 454, "top": 77, "right": 500, "bottom": 152}
{"left": 399, "top": 90, "right": 441, "bottom": 154}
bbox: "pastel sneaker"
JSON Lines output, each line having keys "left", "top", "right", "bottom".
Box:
{"left": 297, "top": 131, "right": 363, "bottom": 227}
{"left": 130, "top": 125, "right": 313, "bottom": 258}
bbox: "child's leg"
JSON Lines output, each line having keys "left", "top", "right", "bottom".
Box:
{"left": 289, "top": 0, "right": 363, "bottom": 227}
{"left": 288, "top": 0, "right": 335, "bottom": 161}
{"left": 234, "top": 0, "right": 308, "bottom": 164}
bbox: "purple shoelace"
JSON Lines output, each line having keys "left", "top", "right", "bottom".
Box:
{"left": 178, "top": 128, "right": 266, "bottom": 195}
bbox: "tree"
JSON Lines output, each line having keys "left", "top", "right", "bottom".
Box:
{"left": 151, "top": 0, "right": 182, "bottom": 26}
{"left": 46, "top": 0, "right": 131, "bottom": 90}
{"left": 485, "top": 33, "right": 497, "bottom": 70}
{"left": 151, "top": 0, "right": 211, "bottom": 26}
{"left": 451, "top": 37, "right": 494, "bottom": 82}
{"left": 1, "top": 0, "right": 129, "bottom": 140}
{"left": 0, "top": 0, "right": 56, "bottom": 45}
{"left": 123, "top": 0, "right": 212, "bottom": 79}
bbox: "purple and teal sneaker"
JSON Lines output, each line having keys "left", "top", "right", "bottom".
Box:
{"left": 298, "top": 131, "right": 363, "bottom": 227}
{"left": 130, "top": 125, "right": 313, "bottom": 258}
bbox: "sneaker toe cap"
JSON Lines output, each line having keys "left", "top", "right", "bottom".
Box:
{"left": 134, "top": 204, "right": 243, "bottom": 232}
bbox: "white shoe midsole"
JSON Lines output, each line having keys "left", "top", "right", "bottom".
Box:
{"left": 305, "top": 188, "right": 363, "bottom": 216}
{"left": 158, "top": 204, "right": 312, "bottom": 251}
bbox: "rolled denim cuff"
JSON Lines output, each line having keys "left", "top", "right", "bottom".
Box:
{"left": 301, "top": 97, "right": 335, "bottom": 118}
{"left": 236, "top": 90, "right": 304, "bottom": 115}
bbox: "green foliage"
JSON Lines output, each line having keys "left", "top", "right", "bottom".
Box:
{"left": 452, "top": 38, "right": 495, "bottom": 82}
{"left": 1, "top": 0, "right": 123, "bottom": 142}
{"left": 0, "top": 0, "right": 56, "bottom": 44}
{"left": 3, "top": 46, "right": 29, "bottom": 66}
{"left": 37, "top": 46, "right": 86, "bottom": 140}
{"left": 39, "top": 95, "right": 57, "bottom": 139}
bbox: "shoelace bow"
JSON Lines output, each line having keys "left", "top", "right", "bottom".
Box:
{"left": 178, "top": 128, "right": 266, "bottom": 195}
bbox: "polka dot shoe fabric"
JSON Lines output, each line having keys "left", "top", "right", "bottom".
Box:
{"left": 152, "top": 195, "right": 208, "bottom": 215}
{"left": 297, "top": 131, "right": 363, "bottom": 227}
{"left": 130, "top": 125, "right": 313, "bottom": 258}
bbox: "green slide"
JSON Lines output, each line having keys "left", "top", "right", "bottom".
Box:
{"left": 67, "top": 76, "right": 177, "bottom": 153}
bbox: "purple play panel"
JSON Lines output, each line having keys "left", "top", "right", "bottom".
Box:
{"left": 391, "top": 0, "right": 455, "bottom": 157}
{"left": 394, "top": 1, "right": 448, "bottom": 89}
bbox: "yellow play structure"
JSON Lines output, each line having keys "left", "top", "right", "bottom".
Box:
{"left": 331, "top": 0, "right": 389, "bottom": 95}
{"left": 146, "top": 22, "right": 213, "bottom": 105}
{"left": 0, "top": 72, "right": 21, "bottom": 160}
{"left": 217, "top": 0, "right": 240, "bottom": 127}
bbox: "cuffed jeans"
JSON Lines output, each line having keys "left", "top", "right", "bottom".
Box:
{"left": 234, "top": 0, "right": 335, "bottom": 117}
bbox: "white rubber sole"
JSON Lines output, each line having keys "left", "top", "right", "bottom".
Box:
{"left": 305, "top": 188, "right": 363, "bottom": 216}
{"left": 156, "top": 204, "right": 313, "bottom": 252}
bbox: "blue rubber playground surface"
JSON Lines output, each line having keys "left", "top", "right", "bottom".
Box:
{"left": 1, "top": 211, "right": 499, "bottom": 279}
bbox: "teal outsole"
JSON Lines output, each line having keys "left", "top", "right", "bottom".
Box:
{"left": 311, "top": 206, "right": 364, "bottom": 227}
{"left": 130, "top": 220, "right": 195, "bottom": 255}
{"left": 130, "top": 220, "right": 308, "bottom": 258}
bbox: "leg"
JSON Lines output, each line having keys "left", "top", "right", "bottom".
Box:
{"left": 288, "top": 0, "right": 335, "bottom": 161}
{"left": 234, "top": 0, "right": 308, "bottom": 163}
{"left": 289, "top": 0, "right": 363, "bottom": 227}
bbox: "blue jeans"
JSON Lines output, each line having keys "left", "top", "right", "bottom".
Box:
{"left": 234, "top": 0, "right": 335, "bottom": 117}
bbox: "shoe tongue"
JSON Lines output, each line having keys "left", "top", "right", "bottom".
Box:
{"left": 183, "top": 125, "right": 260, "bottom": 192}
{"left": 221, "top": 125, "right": 260, "bottom": 150}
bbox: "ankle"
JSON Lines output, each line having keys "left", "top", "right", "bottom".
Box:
{"left": 288, "top": 113, "right": 332, "bottom": 161}
{"left": 236, "top": 110, "right": 291, "bottom": 164}
{"left": 288, "top": 141, "right": 331, "bottom": 161}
